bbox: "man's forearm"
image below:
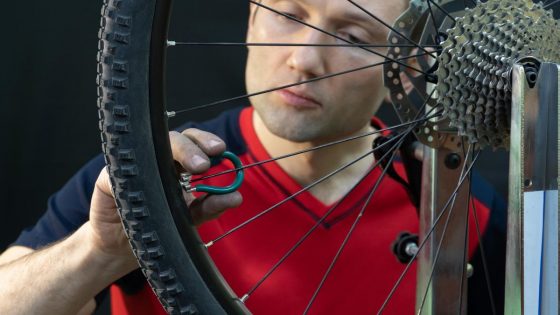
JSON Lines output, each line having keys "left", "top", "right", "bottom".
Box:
{"left": 0, "top": 222, "right": 136, "bottom": 315}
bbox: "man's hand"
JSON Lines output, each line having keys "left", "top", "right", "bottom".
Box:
{"left": 0, "top": 129, "right": 242, "bottom": 315}
{"left": 88, "top": 128, "right": 243, "bottom": 265}
{"left": 170, "top": 128, "right": 243, "bottom": 225}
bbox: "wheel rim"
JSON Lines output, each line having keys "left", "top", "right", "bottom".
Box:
{"left": 97, "top": 0, "right": 560, "bottom": 314}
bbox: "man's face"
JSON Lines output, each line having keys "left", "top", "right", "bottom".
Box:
{"left": 245, "top": 0, "right": 408, "bottom": 142}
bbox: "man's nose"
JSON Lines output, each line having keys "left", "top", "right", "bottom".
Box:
{"left": 286, "top": 29, "right": 328, "bottom": 78}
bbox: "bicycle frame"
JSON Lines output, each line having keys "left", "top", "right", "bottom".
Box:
{"left": 417, "top": 145, "right": 470, "bottom": 314}
{"left": 418, "top": 62, "right": 560, "bottom": 314}
{"left": 505, "top": 62, "right": 559, "bottom": 315}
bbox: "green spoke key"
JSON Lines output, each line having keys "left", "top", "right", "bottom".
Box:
{"left": 179, "top": 151, "right": 244, "bottom": 194}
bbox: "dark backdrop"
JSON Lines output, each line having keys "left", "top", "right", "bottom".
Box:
{"left": 0, "top": 2, "right": 250, "bottom": 313}
{"left": 0, "top": 0, "right": 250, "bottom": 252}
{"left": 0, "top": 0, "right": 510, "bottom": 313}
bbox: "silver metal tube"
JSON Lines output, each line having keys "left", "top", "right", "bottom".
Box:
{"left": 505, "top": 63, "right": 559, "bottom": 315}
{"left": 416, "top": 144, "right": 470, "bottom": 314}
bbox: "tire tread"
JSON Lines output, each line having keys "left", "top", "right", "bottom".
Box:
{"left": 97, "top": 0, "right": 201, "bottom": 313}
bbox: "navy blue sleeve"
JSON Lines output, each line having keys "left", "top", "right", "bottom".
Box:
{"left": 12, "top": 155, "right": 106, "bottom": 249}
{"left": 9, "top": 108, "right": 248, "bottom": 300}
{"left": 10, "top": 155, "right": 109, "bottom": 310}
{"left": 12, "top": 107, "right": 246, "bottom": 249}
{"left": 175, "top": 106, "right": 247, "bottom": 156}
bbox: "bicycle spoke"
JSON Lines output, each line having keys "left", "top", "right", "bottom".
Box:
{"left": 456, "top": 140, "right": 497, "bottom": 315}
{"left": 300, "top": 93, "right": 433, "bottom": 313}
{"left": 426, "top": 0, "right": 457, "bottom": 25}
{"left": 248, "top": 0, "right": 428, "bottom": 76}
{"left": 167, "top": 41, "right": 438, "bottom": 48}
{"left": 99, "top": 0, "right": 552, "bottom": 313}
{"left": 240, "top": 158, "right": 381, "bottom": 302}
{"left": 544, "top": 0, "right": 560, "bottom": 8}
{"left": 458, "top": 190, "right": 470, "bottom": 314}
{"left": 416, "top": 196, "right": 460, "bottom": 314}
{"left": 417, "top": 144, "right": 475, "bottom": 315}
{"left": 204, "top": 120, "right": 428, "bottom": 248}
{"left": 457, "top": 142, "right": 472, "bottom": 315}
{"left": 426, "top": 0, "right": 440, "bottom": 35}
{"left": 304, "top": 132, "right": 407, "bottom": 315}
{"left": 469, "top": 173, "right": 498, "bottom": 315}
{"left": 192, "top": 112, "right": 442, "bottom": 183}
{"left": 206, "top": 148, "right": 374, "bottom": 247}
{"left": 167, "top": 52, "right": 428, "bottom": 116}
{"left": 346, "top": 0, "right": 436, "bottom": 59}
{"left": 377, "top": 150, "right": 481, "bottom": 314}
{"left": 235, "top": 103, "right": 435, "bottom": 303}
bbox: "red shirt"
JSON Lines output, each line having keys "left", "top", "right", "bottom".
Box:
{"left": 111, "top": 107, "right": 491, "bottom": 314}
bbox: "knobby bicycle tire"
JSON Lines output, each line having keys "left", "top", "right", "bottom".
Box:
{"left": 97, "top": 0, "right": 247, "bottom": 313}
{"left": 95, "top": 0, "right": 539, "bottom": 313}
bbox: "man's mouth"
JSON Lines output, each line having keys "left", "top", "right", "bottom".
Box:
{"left": 276, "top": 88, "right": 322, "bottom": 109}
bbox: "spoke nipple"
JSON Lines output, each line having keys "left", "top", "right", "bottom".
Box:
{"left": 405, "top": 243, "right": 419, "bottom": 256}
{"left": 240, "top": 294, "right": 250, "bottom": 303}
{"left": 166, "top": 111, "right": 176, "bottom": 118}
{"left": 204, "top": 241, "right": 214, "bottom": 248}
{"left": 167, "top": 40, "right": 176, "bottom": 47}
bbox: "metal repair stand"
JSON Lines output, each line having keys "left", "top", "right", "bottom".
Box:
{"left": 505, "top": 62, "right": 559, "bottom": 315}
{"left": 417, "top": 62, "right": 559, "bottom": 314}
{"left": 417, "top": 130, "right": 470, "bottom": 314}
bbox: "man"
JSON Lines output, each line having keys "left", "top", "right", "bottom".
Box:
{"left": 0, "top": 0, "right": 505, "bottom": 314}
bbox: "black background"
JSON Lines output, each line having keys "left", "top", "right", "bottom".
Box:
{"left": 0, "top": 2, "right": 250, "bottom": 312}
{"left": 0, "top": 0, "right": 251, "bottom": 252}
{"left": 0, "top": 0, "right": 512, "bottom": 313}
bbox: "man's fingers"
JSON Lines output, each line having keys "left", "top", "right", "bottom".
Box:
{"left": 169, "top": 128, "right": 235, "bottom": 225}
{"left": 91, "top": 167, "right": 120, "bottom": 224}
{"left": 189, "top": 192, "right": 243, "bottom": 226}
{"left": 94, "top": 167, "right": 115, "bottom": 200}
{"left": 182, "top": 128, "right": 226, "bottom": 156}
{"left": 169, "top": 131, "right": 211, "bottom": 174}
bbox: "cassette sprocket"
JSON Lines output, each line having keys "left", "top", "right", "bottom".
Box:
{"left": 436, "top": 0, "right": 560, "bottom": 148}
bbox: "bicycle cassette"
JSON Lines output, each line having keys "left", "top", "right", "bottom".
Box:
{"left": 436, "top": 0, "right": 560, "bottom": 148}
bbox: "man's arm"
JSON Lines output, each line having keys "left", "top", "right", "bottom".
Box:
{"left": 0, "top": 223, "right": 136, "bottom": 315}
{"left": 0, "top": 129, "right": 242, "bottom": 315}
{"left": 0, "top": 166, "right": 138, "bottom": 315}
{"left": 0, "top": 246, "right": 98, "bottom": 315}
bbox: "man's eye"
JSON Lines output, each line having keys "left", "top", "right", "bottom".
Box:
{"left": 350, "top": 35, "right": 367, "bottom": 44}
{"left": 341, "top": 33, "right": 368, "bottom": 45}
{"left": 278, "top": 12, "right": 301, "bottom": 21}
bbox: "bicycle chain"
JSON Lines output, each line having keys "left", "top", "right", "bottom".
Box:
{"left": 436, "top": 0, "right": 560, "bottom": 148}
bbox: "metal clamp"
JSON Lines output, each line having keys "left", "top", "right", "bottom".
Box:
{"left": 179, "top": 151, "right": 244, "bottom": 195}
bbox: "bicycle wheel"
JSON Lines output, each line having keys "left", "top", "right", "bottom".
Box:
{"left": 97, "top": 0, "right": 559, "bottom": 314}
